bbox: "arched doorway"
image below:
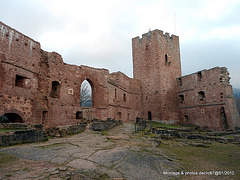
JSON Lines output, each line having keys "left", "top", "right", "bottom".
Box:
{"left": 0, "top": 113, "right": 24, "bottom": 123}
{"left": 80, "top": 79, "right": 93, "bottom": 107}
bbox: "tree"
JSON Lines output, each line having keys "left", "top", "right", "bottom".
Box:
{"left": 233, "top": 88, "right": 240, "bottom": 114}
{"left": 0, "top": 115, "right": 9, "bottom": 123}
{"left": 80, "top": 80, "right": 92, "bottom": 107}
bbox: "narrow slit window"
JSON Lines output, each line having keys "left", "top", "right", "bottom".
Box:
{"left": 123, "top": 93, "right": 126, "bottom": 102}
{"left": 165, "top": 54, "right": 168, "bottom": 65}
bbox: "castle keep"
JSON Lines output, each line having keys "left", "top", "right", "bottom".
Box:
{"left": 0, "top": 21, "right": 239, "bottom": 130}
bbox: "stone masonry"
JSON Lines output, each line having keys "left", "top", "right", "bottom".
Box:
{"left": 0, "top": 21, "right": 239, "bottom": 130}
{"left": 0, "top": 21, "right": 141, "bottom": 128}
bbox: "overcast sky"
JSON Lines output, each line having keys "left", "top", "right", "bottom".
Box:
{"left": 0, "top": 0, "right": 239, "bottom": 88}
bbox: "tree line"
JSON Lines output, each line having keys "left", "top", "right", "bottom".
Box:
{"left": 233, "top": 88, "right": 240, "bottom": 114}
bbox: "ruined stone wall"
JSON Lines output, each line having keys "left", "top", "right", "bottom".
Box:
{"left": 0, "top": 21, "right": 41, "bottom": 124}
{"left": 107, "top": 72, "right": 141, "bottom": 122}
{"left": 132, "top": 30, "right": 181, "bottom": 122}
{"left": 0, "top": 21, "right": 141, "bottom": 127}
{"left": 1, "top": 21, "right": 239, "bottom": 130}
{"left": 177, "top": 67, "right": 240, "bottom": 130}
{"left": 42, "top": 51, "right": 111, "bottom": 127}
{"left": 35, "top": 56, "right": 141, "bottom": 126}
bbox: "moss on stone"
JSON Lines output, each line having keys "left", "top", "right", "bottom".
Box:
{"left": 0, "top": 152, "right": 18, "bottom": 164}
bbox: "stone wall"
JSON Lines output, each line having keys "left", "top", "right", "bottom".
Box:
{"left": 1, "top": 21, "right": 239, "bottom": 131}
{"left": 0, "top": 123, "right": 28, "bottom": 130}
{"left": 91, "top": 119, "right": 122, "bottom": 131}
{"left": 0, "top": 21, "right": 141, "bottom": 128}
{"left": 46, "top": 123, "right": 87, "bottom": 137}
{"left": 0, "top": 130, "right": 47, "bottom": 147}
{"left": 177, "top": 67, "right": 240, "bottom": 130}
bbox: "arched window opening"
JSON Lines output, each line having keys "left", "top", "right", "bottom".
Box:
{"left": 179, "top": 94, "right": 184, "bottom": 103}
{"left": 80, "top": 80, "right": 92, "bottom": 107}
{"left": 123, "top": 93, "right": 126, "bottom": 102}
{"left": 0, "top": 113, "right": 24, "bottom": 123}
{"left": 50, "top": 81, "right": 60, "bottom": 98}
{"left": 198, "top": 91, "right": 205, "bottom": 101}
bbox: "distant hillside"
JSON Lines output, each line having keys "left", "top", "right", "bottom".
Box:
{"left": 233, "top": 88, "right": 240, "bottom": 114}
{"left": 233, "top": 88, "right": 240, "bottom": 98}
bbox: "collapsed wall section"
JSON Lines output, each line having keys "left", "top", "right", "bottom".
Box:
{"left": 177, "top": 67, "right": 240, "bottom": 130}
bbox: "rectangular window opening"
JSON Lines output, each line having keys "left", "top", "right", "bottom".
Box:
{"left": 15, "top": 75, "right": 26, "bottom": 88}
{"left": 42, "top": 111, "right": 48, "bottom": 124}
{"left": 76, "top": 111, "right": 83, "bottom": 119}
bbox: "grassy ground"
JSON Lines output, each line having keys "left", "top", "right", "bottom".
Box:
{"left": 147, "top": 121, "right": 195, "bottom": 129}
{"left": 0, "top": 129, "right": 19, "bottom": 132}
{"left": 158, "top": 139, "right": 240, "bottom": 179}
{"left": 142, "top": 121, "right": 240, "bottom": 179}
{"left": 0, "top": 152, "right": 18, "bottom": 165}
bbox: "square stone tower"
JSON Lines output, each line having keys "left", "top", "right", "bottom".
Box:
{"left": 132, "top": 30, "right": 181, "bottom": 122}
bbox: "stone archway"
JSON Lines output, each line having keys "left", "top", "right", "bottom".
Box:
{"left": 80, "top": 79, "right": 93, "bottom": 107}
{"left": 0, "top": 113, "right": 24, "bottom": 123}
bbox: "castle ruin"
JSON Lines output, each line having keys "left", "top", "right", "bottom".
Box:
{"left": 0, "top": 21, "right": 239, "bottom": 130}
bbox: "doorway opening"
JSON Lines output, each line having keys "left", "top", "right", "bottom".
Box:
{"left": 148, "top": 111, "right": 152, "bottom": 120}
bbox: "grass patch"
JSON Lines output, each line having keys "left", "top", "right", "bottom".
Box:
{"left": 99, "top": 173, "right": 110, "bottom": 179}
{"left": 101, "top": 129, "right": 110, "bottom": 136}
{"left": 37, "top": 143, "right": 66, "bottom": 149}
{"left": 22, "top": 167, "right": 30, "bottom": 171}
{"left": 0, "top": 129, "right": 19, "bottom": 132}
{"left": 0, "top": 152, "right": 18, "bottom": 164}
{"left": 221, "top": 135, "right": 235, "bottom": 139}
{"left": 148, "top": 133, "right": 157, "bottom": 138}
{"left": 159, "top": 140, "right": 240, "bottom": 179}
{"left": 147, "top": 121, "right": 192, "bottom": 129}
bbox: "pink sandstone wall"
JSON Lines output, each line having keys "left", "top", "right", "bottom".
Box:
{"left": 0, "top": 21, "right": 141, "bottom": 127}
{"left": 132, "top": 30, "right": 181, "bottom": 123}
{"left": 1, "top": 21, "right": 239, "bottom": 130}
{"left": 177, "top": 67, "right": 240, "bottom": 130}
